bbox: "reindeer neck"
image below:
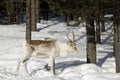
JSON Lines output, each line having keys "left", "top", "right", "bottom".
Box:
{"left": 56, "top": 41, "right": 69, "bottom": 57}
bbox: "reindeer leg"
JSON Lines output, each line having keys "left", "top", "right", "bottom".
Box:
{"left": 50, "top": 55, "right": 55, "bottom": 75}
{"left": 23, "top": 58, "right": 30, "bottom": 76}
{"left": 16, "top": 57, "right": 30, "bottom": 76}
{"left": 16, "top": 58, "right": 21, "bottom": 75}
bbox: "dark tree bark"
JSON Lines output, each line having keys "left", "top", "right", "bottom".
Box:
{"left": 86, "top": 17, "right": 96, "bottom": 64}
{"left": 96, "top": 17, "right": 101, "bottom": 44}
{"left": 113, "top": 15, "right": 117, "bottom": 57}
{"left": 66, "top": 16, "right": 70, "bottom": 26}
{"left": 26, "top": 0, "right": 31, "bottom": 40}
{"left": 8, "top": 12, "right": 12, "bottom": 24}
{"left": 101, "top": 21, "right": 105, "bottom": 32}
{"left": 15, "top": 0, "right": 19, "bottom": 24}
{"left": 7, "top": 1, "right": 13, "bottom": 24}
{"left": 36, "top": 0, "right": 40, "bottom": 23}
{"left": 114, "top": 14, "right": 120, "bottom": 73}
{"left": 31, "top": 0, "right": 37, "bottom": 31}
{"left": 101, "top": 14, "right": 105, "bottom": 32}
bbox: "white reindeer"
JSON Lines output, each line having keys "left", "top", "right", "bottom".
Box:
{"left": 16, "top": 32, "right": 78, "bottom": 76}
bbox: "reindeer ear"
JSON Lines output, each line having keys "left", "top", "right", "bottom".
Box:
{"left": 72, "top": 31, "right": 75, "bottom": 42}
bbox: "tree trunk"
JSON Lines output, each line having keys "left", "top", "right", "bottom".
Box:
{"left": 115, "top": 41, "right": 120, "bottom": 73}
{"left": 101, "top": 21, "right": 105, "bottom": 32}
{"left": 31, "top": 0, "right": 37, "bottom": 31}
{"left": 8, "top": 13, "right": 12, "bottom": 24}
{"left": 66, "top": 16, "right": 70, "bottom": 26}
{"left": 26, "top": 0, "right": 31, "bottom": 40}
{"left": 100, "top": 5, "right": 105, "bottom": 32}
{"left": 101, "top": 14, "right": 105, "bottom": 32}
{"left": 113, "top": 16, "right": 117, "bottom": 57}
{"left": 114, "top": 14, "right": 120, "bottom": 73}
{"left": 7, "top": 1, "right": 12, "bottom": 24}
{"left": 15, "top": 0, "right": 19, "bottom": 24}
{"left": 96, "top": 18, "right": 101, "bottom": 44}
{"left": 36, "top": 0, "right": 40, "bottom": 23}
{"left": 86, "top": 17, "right": 96, "bottom": 64}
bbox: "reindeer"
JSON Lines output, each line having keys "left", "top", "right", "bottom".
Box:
{"left": 16, "top": 32, "right": 78, "bottom": 76}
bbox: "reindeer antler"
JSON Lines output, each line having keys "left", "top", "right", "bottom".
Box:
{"left": 66, "top": 31, "right": 75, "bottom": 42}
{"left": 66, "top": 33, "right": 71, "bottom": 41}
{"left": 72, "top": 31, "right": 75, "bottom": 42}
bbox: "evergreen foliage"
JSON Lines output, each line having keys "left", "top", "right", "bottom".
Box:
{"left": 47, "top": 0, "right": 84, "bottom": 16}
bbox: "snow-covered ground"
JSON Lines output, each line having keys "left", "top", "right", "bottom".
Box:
{"left": 0, "top": 20, "right": 120, "bottom": 80}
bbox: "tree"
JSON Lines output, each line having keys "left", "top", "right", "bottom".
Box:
{"left": 26, "top": 0, "right": 31, "bottom": 40}
{"left": 0, "top": 0, "right": 6, "bottom": 24}
{"left": 103, "top": 0, "right": 120, "bottom": 73}
{"left": 100, "top": 0, "right": 106, "bottom": 32}
{"left": 15, "top": 0, "right": 25, "bottom": 24}
{"left": 112, "top": 0, "right": 120, "bottom": 73}
{"left": 114, "top": 15, "right": 120, "bottom": 73}
{"left": 95, "top": 17, "right": 101, "bottom": 44}
{"left": 95, "top": 0, "right": 101, "bottom": 44}
{"left": 48, "top": 0, "right": 83, "bottom": 26}
{"left": 31, "top": 0, "right": 37, "bottom": 31}
{"left": 66, "top": 16, "right": 70, "bottom": 26}
{"left": 101, "top": 12, "right": 105, "bottom": 32}
{"left": 36, "top": 0, "right": 40, "bottom": 23}
{"left": 83, "top": 0, "right": 97, "bottom": 63}
{"left": 3, "top": 0, "right": 14, "bottom": 24}
{"left": 86, "top": 16, "right": 96, "bottom": 63}
{"left": 15, "top": 0, "right": 19, "bottom": 24}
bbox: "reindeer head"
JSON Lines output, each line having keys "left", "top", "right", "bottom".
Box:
{"left": 66, "top": 31, "right": 78, "bottom": 54}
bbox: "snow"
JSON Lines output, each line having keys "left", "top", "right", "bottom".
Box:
{"left": 0, "top": 20, "right": 120, "bottom": 80}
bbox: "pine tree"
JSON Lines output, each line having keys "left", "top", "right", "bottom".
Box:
{"left": 48, "top": 0, "right": 84, "bottom": 26}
